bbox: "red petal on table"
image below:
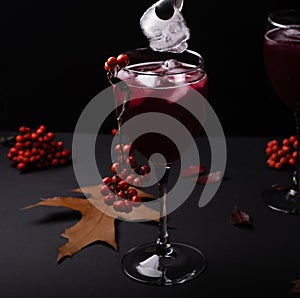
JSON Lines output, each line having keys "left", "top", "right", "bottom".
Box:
{"left": 181, "top": 165, "right": 206, "bottom": 177}
{"left": 230, "top": 206, "right": 252, "bottom": 226}
{"left": 194, "top": 170, "right": 222, "bottom": 184}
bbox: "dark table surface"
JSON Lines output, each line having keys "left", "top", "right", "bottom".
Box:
{"left": 1, "top": 131, "right": 300, "bottom": 297}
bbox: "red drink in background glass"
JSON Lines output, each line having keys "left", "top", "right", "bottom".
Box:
{"left": 264, "top": 27, "right": 300, "bottom": 111}
{"left": 114, "top": 53, "right": 208, "bottom": 164}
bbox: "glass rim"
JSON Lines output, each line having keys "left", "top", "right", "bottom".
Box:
{"left": 268, "top": 8, "right": 300, "bottom": 28}
{"left": 122, "top": 47, "right": 205, "bottom": 76}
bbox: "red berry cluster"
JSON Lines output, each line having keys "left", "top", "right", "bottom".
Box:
{"left": 104, "top": 54, "right": 130, "bottom": 73}
{"left": 265, "top": 135, "right": 298, "bottom": 170}
{"left": 100, "top": 143, "right": 151, "bottom": 213}
{"left": 7, "top": 125, "right": 71, "bottom": 172}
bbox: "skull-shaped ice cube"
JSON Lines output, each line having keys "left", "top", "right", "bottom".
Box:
{"left": 140, "top": 0, "right": 190, "bottom": 53}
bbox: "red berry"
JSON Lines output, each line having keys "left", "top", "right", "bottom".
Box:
{"left": 31, "top": 133, "right": 38, "bottom": 140}
{"left": 15, "top": 135, "right": 24, "bottom": 142}
{"left": 268, "top": 159, "right": 276, "bottom": 168}
{"left": 114, "top": 144, "right": 122, "bottom": 153}
{"left": 141, "top": 165, "right": 151, "bottom": 174}
{"left": 113, "top": 200, "right": 126, "bottom": 212}
{"left": 271, "top": 145, "right": 279, "bottom": 153}
{"left": 131, "top": 195, "right": 142, "bottom": 207}
{"left": 123, "top": 200, "right": 133, "bottom": 213}
{"left": 24, "top": 133, "right": 31, "bottom": 141}
{"left": 280, "top": 157, "right": 287, "bottom": 164}
{"left": 111, "top": 175, "right": 121, "bottom": 184}
{"left": 106, "top": 56, "right": 118, "bottom": 68}
{"left": 117, "top": 191, "right": 127, "bottom": 199}
{"left": 59, "top": 158, "right": 67, "bottom": 165}
{"left": 104, "top": 62, "right": 115, "bottom": 72}
{"left": 19, "top": 126, "right": 27, "bottom": 133}
{"left": 123, "top": 144, "right": 131, "bottom": 155}
{"left": 100, "top": 185, "right": 110, "bottom": 196}
{"left": 270, "top": 153, "right": 278, "bottom": 160}
{"left": 56, "top": 141, "right": 64, "bottom": 149}
{"left": 24, "top": 151, "right": 32, "bottom": 158}
{"left": 47, "top": 132, "right": 55, "bottom": 140}
{"left": 282, "top": 145, "right": 290, "bottom": 153}
{"left": 289, "top": 158, "right": 296, "bottom": 166}
{"left": 133, "top": 177, "right": 143, "bottom": 187}
{"left": 127, "top": 155, "right": 137, "bottom": 168}
{"left": 277, "top": 149, "right": 284, "bottom": 157}
{"left": 127, "top": 188, "right": 138, "bottom": 198}
{"left": 293, "top": 140, "right": 298, "bottom": 149}
{"left": 61, "top": 149, "right": 71, "bottom": 157}
{"left": 111, "top": 128, "right": 118, "bottom": 135}
{"left": 118, "top": 180, "right": 129, "bottom": 191}
{"left": 17, "top": 163, "right": 26, "bottom": 171}
{"left": 51, "top": 159, "right": 59, "bottom": 166}
{"left": 104, "top": 193, "right": 116, "bottom": 205}
{"left": 102, "top": 177, "right": 112, "bottom": 185}
{"left": 9, "top": 147, "right": 18, "bottom": 155}
{"left": 24, "top": 141, "right": 31, "bottom": 148}
{"left": 15, "top": 142, "right": 23, "bottom": 149}
{"left": 31, "top": 148, "right": 38, "bottom": 154}
{"left": 111, "top": 162, "right": 120, "bottom": 174}
{"left": 35, "top": 154, "right": 41, "bottom": 161}
{"left": 282, "top": 138, "right": 290, "bottom": 146}
{"left": 116, "top": 54, "right": 130, "bottom": 69}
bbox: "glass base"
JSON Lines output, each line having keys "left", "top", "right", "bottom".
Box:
{"left": 262, "top": 184, "right": 300, "bottom": 214}
{"left": 121, "top": 242, "right": 207, "bottom": 286}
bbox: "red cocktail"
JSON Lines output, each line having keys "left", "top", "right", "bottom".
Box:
{"left": 114, "top": 47, "right": 207, "bottom": 164}
{"left": 264, "top": 27, "right": 300, "bottom": 111}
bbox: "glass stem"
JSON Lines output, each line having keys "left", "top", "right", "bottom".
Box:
{"left": 293, "top": 111, "right": 300, "bottom": 193}
{"left": 155, "top": 166, "right": 172, "bottom": 256}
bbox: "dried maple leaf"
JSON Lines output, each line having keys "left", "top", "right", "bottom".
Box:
{"left": 180, "top": 164, "right": 206, "bottom": 178}
{"left": 289, "top": 279, "right": 300, "bottom": 294}
{"left": 230, "top": 206, "right": 252, "bottom": 226}
{"left": 23, "top": 185, "right": 159, "bottom": 262}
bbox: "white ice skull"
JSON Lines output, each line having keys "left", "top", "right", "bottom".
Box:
{"left": 140, "top": 0, "right": 190, "bottom": 53}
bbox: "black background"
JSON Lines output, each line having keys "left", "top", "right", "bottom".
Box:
{"left": 1, "top": 0, "right": 300, "bottom": 136}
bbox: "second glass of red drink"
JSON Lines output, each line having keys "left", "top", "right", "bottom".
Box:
{"left": 263, "top": 9, "right": 300, "bottom": 214}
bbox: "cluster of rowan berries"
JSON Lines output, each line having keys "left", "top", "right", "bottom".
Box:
{"left": 104, "top": 54, "right": 130, "bottom": 74}
{"left": 100, "top": 143, "right": 151, "bottom": 213}
{"left": 265, "top": 135, "right": 298, "bottom": 170}
{"left": 7, "top": 125, "right": 71, "bottom": 172}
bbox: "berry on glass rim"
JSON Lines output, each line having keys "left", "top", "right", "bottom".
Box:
{"left": 116, "top": 54, "right": 130, "bottom": 69}
{"left": 104, "top": 53, "right": 130, "bottom": 74}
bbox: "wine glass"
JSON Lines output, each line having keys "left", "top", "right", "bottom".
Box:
{"left": 262, "top": 9, "right": 300, "bottom": 214}
{"left": 108, "top": 47, "right": 208, "bottom": 285}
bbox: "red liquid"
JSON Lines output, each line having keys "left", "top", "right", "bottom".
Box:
{"left": 115, "top": 61, "right": 208, "bottom": 164}
{"left": 264, "top": 27, "right": 300, "bottom": 111}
